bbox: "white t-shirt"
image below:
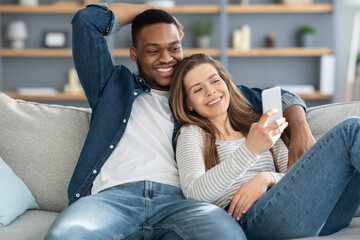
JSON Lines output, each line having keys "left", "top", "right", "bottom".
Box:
{"left": 91, "top": 89, "right": 180, "bottom": 194}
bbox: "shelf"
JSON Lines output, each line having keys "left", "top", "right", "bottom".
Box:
{"left": 3, "top": 91, "right": 86, "bottom": 101}
{"left": 227, "top": 48, "right": 333, "bottom": 57}
{"left": 165, "top": 5, "right": 220, "bottom": 14}
{"left": 0, "top": 3, "right": 220, "bottom": 14}
{"left": 2, "top": 48, "right": 331, "bottom": 58}
{"left": 298, "top": 91, "right": 332, "bottom": 100}
{"left": 0, "top": 4, "right": 332, "bottom": 14}
{"left": 1, "top": 48, "right": 73, "bottom": 57}
{"left": 227, "top": 4, "right": 333, "bottom": 13}
{"left": 0, "top": 3, "right": 85, "bottom": 14}
{"left": 1, "top": 48, "right": 222, "bottom": 58}
{"left": 113, "top": 48, "right": 222, "bottom": 57}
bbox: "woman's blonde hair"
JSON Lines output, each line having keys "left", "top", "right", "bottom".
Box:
{"left": 169, "top": 53, "right": 262, "bottom": 170}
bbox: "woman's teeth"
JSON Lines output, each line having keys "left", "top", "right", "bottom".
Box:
{"left": 207, "top": 97, "right": 221, "bottom": 106}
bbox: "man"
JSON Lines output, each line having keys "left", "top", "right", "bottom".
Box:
{"left": 45, "top": 2, "right": 315, "bottom": 239}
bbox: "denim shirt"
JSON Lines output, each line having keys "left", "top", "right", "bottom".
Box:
{"left": 68, "top": 3, "right": 306, "bottom": 204}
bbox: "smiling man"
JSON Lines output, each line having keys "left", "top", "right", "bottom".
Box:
{"left": 45, "top": 2, "right": 314, "bottom": 240}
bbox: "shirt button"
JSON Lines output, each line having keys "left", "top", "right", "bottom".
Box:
{"left": 75, "top": 193, "right": 80, "bottom": 198}
{"left": 146, "top": 89, "right": 149, "bottom": 92}
{"left": 123, "top": 119, "right": 127, "bottom": 123}
{"left": 93, "top": 170, "right": 97, "bottom": 174}
{"left": 109, "top": 145, "right": 114, "bottom": 149}
{"left": 139, "top": 79, "right": 143, "bottom": 83}
{"left": 133, "top": 92, "right": 138, "bottom": 96}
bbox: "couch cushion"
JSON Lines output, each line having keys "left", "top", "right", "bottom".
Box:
{"left": 0, "top": 93, "right": 91, "bottom": 212}
{"left": 0, "top": 210, "right": 58, "bottom": 240}
{"left": 0, "top": 156, "right": 39, "bottom": 226}
{"left": 306, "top": 101, "right": 360, "bottom": 140}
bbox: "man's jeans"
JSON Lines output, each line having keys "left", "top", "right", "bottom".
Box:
{"left": 45, "top": 181, "right": 246, "bottom": 240}
{"left": 240, "top": 117, "right": 360, "bottom": 240}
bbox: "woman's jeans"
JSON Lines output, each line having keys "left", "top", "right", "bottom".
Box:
{"left": 240, "top": 117, "right": 360, "bottom": 240}
{"left": 45, "top": 181, "right": 246, "bottom": 240}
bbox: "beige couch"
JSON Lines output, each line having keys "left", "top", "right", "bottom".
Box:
{"left": 0, "top": 92, "right": 359, "bottom": 239}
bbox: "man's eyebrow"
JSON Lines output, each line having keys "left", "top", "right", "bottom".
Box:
{"left": 189, "top": 73, "right": 218, "bottom": 91}
{"left": 144, "top": 40, "right": 180, "bottom": 48}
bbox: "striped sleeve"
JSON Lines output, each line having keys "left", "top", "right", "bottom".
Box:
{"left": 269, "top": 138, "right": 288, "bottom": 183}
{"left": 176, "top": 125, "right": 259, "bottom": 203}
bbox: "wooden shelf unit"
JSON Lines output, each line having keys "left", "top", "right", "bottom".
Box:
{"left": 2, "top": 48, "right": 332, "bottom": 58}
{"left": 227, "top": 4, "right": 333, "bottom": 13}
{"left": 0, "top": 3, "right": 332, "bottom": 14}
{"left": 227, "top": 48, "right": 333, "bottom": 57}
{"left": 0, "top": 2, "right": 335, "bottom": 103}
{"left": 0, "top": 4, "right": 220, "bottom": 14}
{"left": 1, "top": 48, "right": 72, "bottom": 57}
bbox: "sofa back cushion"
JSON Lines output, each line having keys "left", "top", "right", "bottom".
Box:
{"left": 306, "top": 101, "right": 360, "bottom": 140}
{"left": 0, "top": 93, "right": 91, "bottom": 212}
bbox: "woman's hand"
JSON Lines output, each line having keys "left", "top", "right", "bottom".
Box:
{"left": 246, "top": 109, "right": 288, "bottom": 156}
{"left": 228, "top": 172, "right": 275, "bottom": 221}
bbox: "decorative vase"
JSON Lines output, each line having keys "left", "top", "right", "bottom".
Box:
{"left": 300, "top": 33, "right": 314, "bottom": 47}
{"left": 196, "top": 36, "right": 211, "bottom": 48}
{"left": 19, "top": 0, "right": 39, "bottom": 6}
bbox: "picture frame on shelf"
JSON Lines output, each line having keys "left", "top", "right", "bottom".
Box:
{"left": 43, "top": 31, "right": 67, "bottom": 48}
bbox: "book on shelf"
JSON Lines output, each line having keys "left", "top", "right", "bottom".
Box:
{"left": 17, "top": 87, "right": 58, "bottom": 96}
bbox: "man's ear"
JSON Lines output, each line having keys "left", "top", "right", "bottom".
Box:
{"left": 130, "top": 45, "right": 137, "bottom": 62}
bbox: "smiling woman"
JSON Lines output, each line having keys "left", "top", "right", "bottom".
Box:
{"left": 169, "top": 53, "right": 360, "bottom": 240}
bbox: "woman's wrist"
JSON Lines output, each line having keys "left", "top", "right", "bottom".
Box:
{"left": 259, "top": 172, "right": 275, "bottom": 188}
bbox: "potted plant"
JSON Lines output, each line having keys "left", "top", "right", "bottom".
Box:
{"left": 191, "top": 21, "right": 213, "bottom": 48}
{"left": 298, "top": 25, "right": 316, "bottom": 47}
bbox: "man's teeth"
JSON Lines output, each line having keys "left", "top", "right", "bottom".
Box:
{"left": 207, "top": 97, "right": 221, "bottom": 105}
{"left": 157, "top": 67, "right": 173, "bottom": 72}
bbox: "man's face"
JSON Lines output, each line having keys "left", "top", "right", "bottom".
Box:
{"left": 130, "top": 23, "right": 183, "bottom": 91}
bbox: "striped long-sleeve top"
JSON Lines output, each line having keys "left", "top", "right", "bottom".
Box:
{"left": 176, "top": 124, "right": 289, "bottom": 209}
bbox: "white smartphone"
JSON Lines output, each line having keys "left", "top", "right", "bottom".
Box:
{"left": 261, "top": 87, "right": 283, "bottom": 124}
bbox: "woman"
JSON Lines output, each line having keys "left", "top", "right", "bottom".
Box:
{"left": 169, "top": 53, "right": 360, "bottom": 239}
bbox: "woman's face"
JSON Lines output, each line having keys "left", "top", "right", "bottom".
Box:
{"left": 184, "top": 63, "right": 230, "bottom": 123}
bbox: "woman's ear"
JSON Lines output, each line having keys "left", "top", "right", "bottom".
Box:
{"left": 130, "top": 46, "right": 137, "bottom": 62}
{"left": 186, "top": 100, "right": 194, "bottom": 111}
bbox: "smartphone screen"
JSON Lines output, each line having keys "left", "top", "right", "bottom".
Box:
{"left": 261, "top": 87, "right": 283, "bottom": 124}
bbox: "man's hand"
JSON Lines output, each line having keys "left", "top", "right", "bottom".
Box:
{"left": 228, "top": 172, "right": 274, "bottom": 221}
{"left": 283, "top": 105, "right": 316, "bottom": 169}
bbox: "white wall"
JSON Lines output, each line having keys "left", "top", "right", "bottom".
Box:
{"left": 336, "top": 2, "right": 360, "bottom": 102}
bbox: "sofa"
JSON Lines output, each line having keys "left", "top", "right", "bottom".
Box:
{"left": 0, "top": 91, "right": 359, "bottom": 240}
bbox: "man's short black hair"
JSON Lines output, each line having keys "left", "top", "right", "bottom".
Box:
{"left": 131, "top": 9, "right": 178, "bottom": 47}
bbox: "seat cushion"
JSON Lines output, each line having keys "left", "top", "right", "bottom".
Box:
{"left": 295, "top": 217, "right": 360, "bottom": 240}
{"left": 0, "top": 93, "right": 91, "bottom": 212}
{"left": 0, "top": 210, "right": 58, "bottom": 240}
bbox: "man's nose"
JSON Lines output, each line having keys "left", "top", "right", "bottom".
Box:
{"left": 159, "top": 50, "right": 173, "bottom": 63}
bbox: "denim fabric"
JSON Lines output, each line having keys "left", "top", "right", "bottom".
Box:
{"left": 239, "top": 117, "right": 360, "bottom": 240}
{"left": 45, "top": 181, "right": 246, "bottom": 240}
{"left": 68, "top": 4, "right": 307, "bottom": 204}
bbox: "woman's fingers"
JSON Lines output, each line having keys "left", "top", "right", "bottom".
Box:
{"left": 258, "top": 108, "right": 279, "bottom": 127}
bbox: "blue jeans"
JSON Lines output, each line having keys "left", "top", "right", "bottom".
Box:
{"left": 239, "top": 117, "right": 360, "bottom": 240}
{"left": 45, "top": 181, "right": 246, "bottom": 240}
